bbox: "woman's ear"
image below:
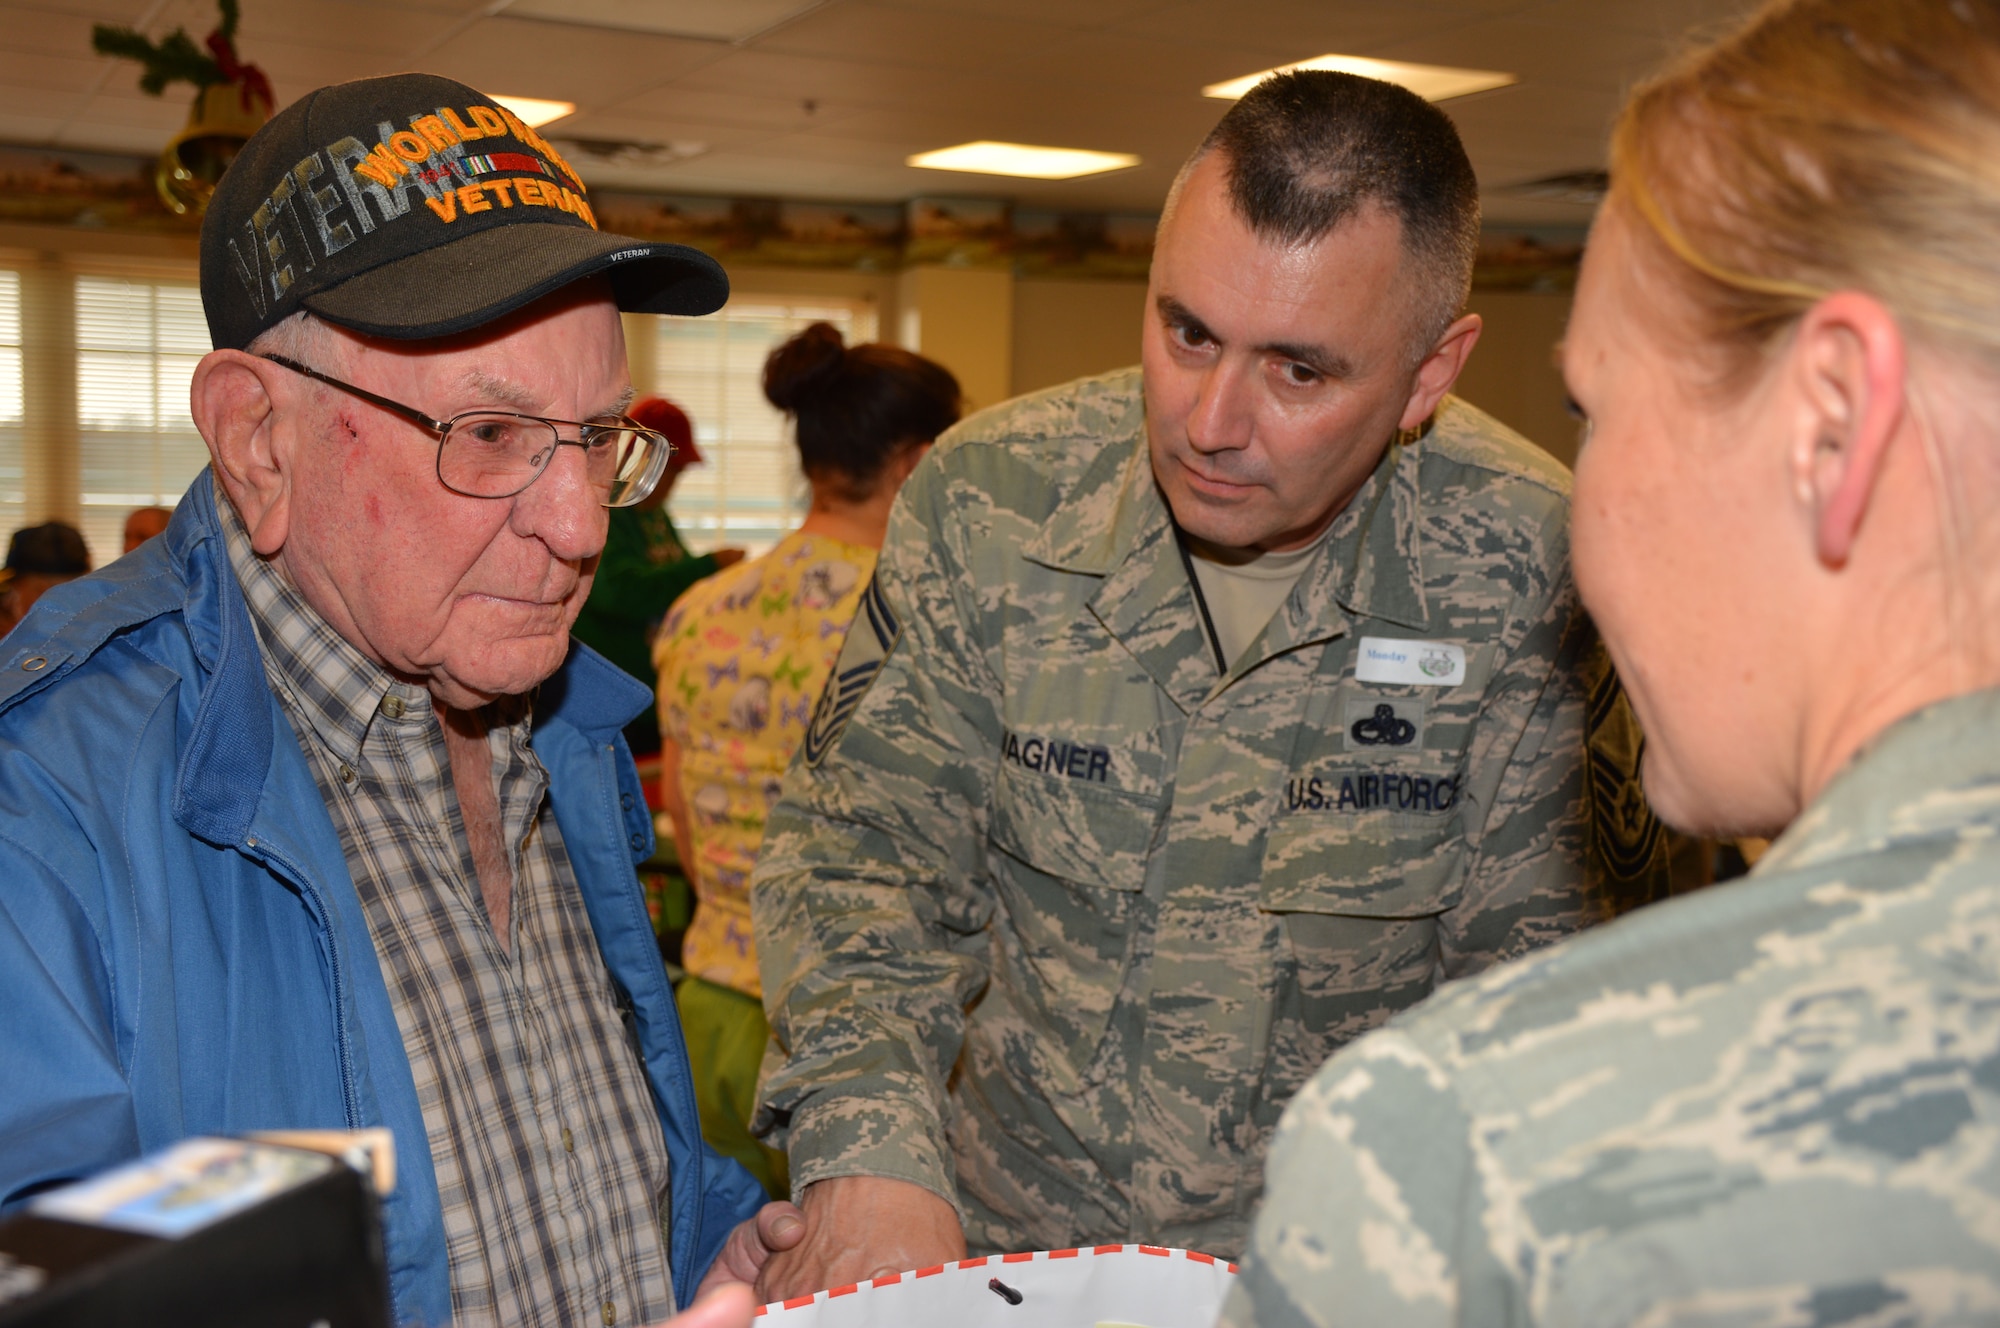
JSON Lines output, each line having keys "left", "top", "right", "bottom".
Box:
{"left": 191, "top": 350, "right": 293, "bottom": 556}
{"left": 1786, "top": 292, "right": 1908, "bottom": 568}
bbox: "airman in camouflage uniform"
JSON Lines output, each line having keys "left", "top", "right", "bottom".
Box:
{"left": 751, "top": 367, "right": 1658, "bottom": 1259}
{"left": 1222, "top": 689, "right": 2000, "bottom": 1326}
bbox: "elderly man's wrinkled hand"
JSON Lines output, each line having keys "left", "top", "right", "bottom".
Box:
{"left": 693, "top": 1200, "right": 808, "bottom": 1302}
{"left": 648, "top": 1282, "right": 756, "bottom": 1328}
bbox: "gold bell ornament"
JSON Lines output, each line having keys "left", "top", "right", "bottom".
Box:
{"left": 93, "top": 0, "right": 275, "bottom": 217}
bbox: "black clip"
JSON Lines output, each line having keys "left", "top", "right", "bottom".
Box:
{"left": 988, "top": 1277, "right": 1023, "bottom": 1305}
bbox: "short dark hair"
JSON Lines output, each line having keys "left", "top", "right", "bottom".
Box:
{"left": 5, "top": 521, "right": 89, "bottom": 576}
{"left": 1184, "top": 70, "right": 1481, "bottom": 354}
{"left": 763, "top": 323, "right": 962, "bottom": 500}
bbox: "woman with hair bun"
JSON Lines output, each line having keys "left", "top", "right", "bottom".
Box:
{"left": 652, "top": 323, "right": 960, "bottom": 1196}
{"left": 1224, "top": 1, "right": 2000, "bottom": 1322}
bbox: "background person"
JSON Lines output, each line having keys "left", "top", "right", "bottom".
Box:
{"left": 570, "top": 395, "right": 745, "bottom": 757}
{"left": 751, "top": 70, "right": 1666, "bottom": 1299}
{"left": 654, "top": 322, "right": 960, "bottom": 1201}
{"left": 123, "top": 505, "right": 172, "bottom": 554}
{"left": 0, "top": 520, "right": 90, "bottom": 636}
{"left": 1223, "top": 1, "right": 2000, "bottom": 1322}
{"left": 0, "top": 73, "right": 801, "bottom": 1328}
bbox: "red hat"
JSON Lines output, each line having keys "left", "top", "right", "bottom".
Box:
{"left": 629, "top": 396, "right": 701, "bottom": 467}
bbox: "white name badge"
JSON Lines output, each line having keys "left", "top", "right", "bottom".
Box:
{"left": 1355, "top": 636, "right": 1466, "bottom": 687}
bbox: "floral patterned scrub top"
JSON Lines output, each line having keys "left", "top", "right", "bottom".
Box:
{"left": 653, "top": 530, "right": 877, "bottom": 997}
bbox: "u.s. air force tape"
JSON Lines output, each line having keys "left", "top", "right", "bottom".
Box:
{"left": 803, "top": 572, "right": 901, "bottom": 767}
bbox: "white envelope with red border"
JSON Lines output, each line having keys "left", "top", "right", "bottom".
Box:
{"left": 757, "top": 1245, "right": 1238, "bottom": 1328}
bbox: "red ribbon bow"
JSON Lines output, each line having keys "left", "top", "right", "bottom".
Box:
{"left": 205, "top": 28, "right": 273, "bottom": 114}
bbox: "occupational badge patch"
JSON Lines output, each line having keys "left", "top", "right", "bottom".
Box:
{"left": 1341, "top": 696, "right": 1424, "bottom": 750}
{"left": 802, "top": 571, "right": 901, "bottom": 767}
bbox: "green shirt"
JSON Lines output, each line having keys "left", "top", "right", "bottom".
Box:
{"left": 752, "top": 368, "right": 1663, "bottom": 1257}
{"left": 1223, "top": 687, "right": 2000, "bottom": 1326}
{"left": 572, "top": 504, "right": 720, "bottom": 688}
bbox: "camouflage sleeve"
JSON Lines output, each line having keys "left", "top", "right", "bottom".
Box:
{"left": 1579, "top": 645, "right": 1675, "bottom": 915}
{"left": 1436, "top": 529, "right": 1595, "bottom": 977}
{"left": 748, "top": 451, "right": 1002, "bottom": 1207}
{"left": 1216, "top": 1032, "right": 1517, "bottom": 1328}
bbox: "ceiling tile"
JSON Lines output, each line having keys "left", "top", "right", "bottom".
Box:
{"left": 1371, "top": 16, "right": 1689, "bottom": 93}
{"left": 1105, "top": 1, "right": 1482, "bottom": 57}
{"left": 872, "top": 0, "right": 1167, "bottom": 28}
{"left": 0, "top": 6, "right": 128, "bottom": 59}
{"left": 422, "top": 15, "right": 726, "bottom": 106}
{"left": 0, "top": 0, "right": 1768, "bottom": 213}
{"left": 1530, "top": 0, "right": 1756, "bottom": 42}
{"left": 234, "top": 1, "right": 466, "bottom": 57}
{"left": 551, "top": 111, "right": 775, "bottom": 152}
{"left": 0, "top": 51, "right": 121, "bottom": 96}
{"left": 987, "top": 32, "right": 1310, "bottom": 96}
{"left": 671, "top": 48, "right": 1020, "bottom": 112}
{"left": 614, "top": 85, "right": 863, "bottom": 132}
{"left": 753, "top": 2, "right": 1067, "bottom": 72}
{"left": 499, "top": 0, "right": 819, "bottom": 42}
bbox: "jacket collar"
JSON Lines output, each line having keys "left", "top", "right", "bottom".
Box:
{"left": 1759, "top": 687, "right": 2000, "bottom": 878}
{"left": 1018, "top": 382, "right": 1432, "bottom": 705}
{"left": 168, "top": 474, "right": 279, "bottom": 846}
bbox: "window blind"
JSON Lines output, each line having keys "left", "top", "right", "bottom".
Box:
{"left": 0, "top": 273, "right": 22, "bottom": 551}
{"left": 652, "top": 298, "right": 875, "bottom": 557}
{"left": 74, "top": 274, "right": 212, "bottom": 568}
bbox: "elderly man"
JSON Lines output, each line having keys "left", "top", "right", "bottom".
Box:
{"left": 752, "top": 70, "right": 1665, "bottom": 1298}
{"left": 0, "top": 74, "right": 796, "bottom": 1328}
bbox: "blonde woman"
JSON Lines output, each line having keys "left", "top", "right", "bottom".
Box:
{"left": 1224, "top": 1, "right": 2000, "bottom": 1322}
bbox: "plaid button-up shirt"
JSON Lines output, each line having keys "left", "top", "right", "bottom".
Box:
{"left": 222, "top": 489, "right": 676, "bottom": 1327}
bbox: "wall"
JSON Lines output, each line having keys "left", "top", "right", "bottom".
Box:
{"left": 1455, "top": 289, "right": 1582, "bottom": 469}
{"left": 896, "top": 266, "right": 1014, "bottom": 412}
{"left": 1010, "top": 277, "right": 1148, "bottom": 399}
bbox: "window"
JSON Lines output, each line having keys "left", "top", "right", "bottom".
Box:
{"left": 75, "top": 275, "right": 211, "bottom": 567}
{"left": 0, "top": 273, "right": 21, "bottom": 549}
{"left": 651, "top": 298, "right": 876, "bottom": 557}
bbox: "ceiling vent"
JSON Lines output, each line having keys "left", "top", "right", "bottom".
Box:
{"left": 1503, "top": 170, "right": 1609, "bottom": 205}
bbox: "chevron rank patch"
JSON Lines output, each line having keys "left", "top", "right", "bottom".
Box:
{"left": 803, "top": 571, "right": 901, "bottom": 767}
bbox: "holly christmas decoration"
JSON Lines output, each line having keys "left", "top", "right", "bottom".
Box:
{"left": 92, "top": 0, "right": 276, "bottom": 217}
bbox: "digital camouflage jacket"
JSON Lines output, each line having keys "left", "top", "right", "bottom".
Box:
{"left": 751, "top": 368, "right": 1663, "bottom": 1257}
{"left": 1223, "top": 687, "right": 2000, "bottom": 1326}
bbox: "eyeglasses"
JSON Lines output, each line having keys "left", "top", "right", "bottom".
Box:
{"left": 258, "top": 354, "right": 674, "bottom": 508}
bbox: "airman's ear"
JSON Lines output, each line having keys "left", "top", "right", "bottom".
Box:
{"left": 1400, "top": 313, "right": 1483, "bottom": 431}
{"left": 191, "top": 350, "right": 293, "bottom": 556}
{"left": 1785, "top": 292, "right": 1907, "bottom": 569}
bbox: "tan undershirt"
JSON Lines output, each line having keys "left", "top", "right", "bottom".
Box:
{"left": 1185, "top": 525, "right": 1336, "bottom": 669}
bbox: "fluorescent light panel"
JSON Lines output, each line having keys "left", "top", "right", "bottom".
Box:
{"left": 490, "top": 95, "right": 577, "bottom": 128}
{"left": 907, "top": 141, "right": 1139, "bottom": 180}
{"left": 1203, "top": 55, "right": 1515, "bottom": 103}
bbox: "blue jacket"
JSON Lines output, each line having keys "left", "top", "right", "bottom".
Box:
{"left": 0, "top": 477, "right": 766, "bottom": 1325}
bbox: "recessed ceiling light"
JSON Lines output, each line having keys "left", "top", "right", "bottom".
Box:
{"left": 907, "top": 141, "right": 1139, "bottom": 180}
{"left": 1203, "top": 55, "right": 1516, "bottom": 103}
{"left": 490, "top": 95, "right": 577, "bottom": 128}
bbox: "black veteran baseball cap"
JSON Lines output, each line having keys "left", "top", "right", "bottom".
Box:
{"left": 200, "top": 72, "right": 729, "bottom": 350}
